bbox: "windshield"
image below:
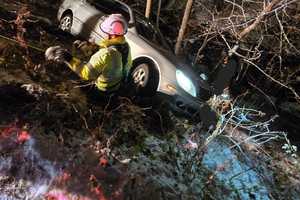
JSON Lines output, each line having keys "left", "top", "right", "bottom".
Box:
{"left": 134, "top": 13, "right": 171, "bottom": 51}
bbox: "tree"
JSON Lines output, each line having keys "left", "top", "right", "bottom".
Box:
{"left": 145, "top": 0, "right": 152, "bottom": 18}
{"left": 175, "top": 0, "right": 193, "bottom": 55}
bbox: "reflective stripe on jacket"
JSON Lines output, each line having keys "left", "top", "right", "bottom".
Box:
{"left": 67, "top": 36, "right": 132, "bottom": 92}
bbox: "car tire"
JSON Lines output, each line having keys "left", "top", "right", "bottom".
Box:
{"left": 130, "top": 63, "right": 158, "bottom": 97}
{"left": 59, "top": 13, "right": 73, "bottom": 32}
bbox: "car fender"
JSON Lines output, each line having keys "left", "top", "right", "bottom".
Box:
{"left": 57, "top": 0, "right": 80, "bottom": 21}
{"left": 127, "top": 33, "right": 178, "bottom": 96}
{"left": 131, "top": 54, "right": 179, "bottom": 96}
{"left": 59, "top": 0, "right": 100, "bottom": 37}
{"left": 131, "top": 55, "right": 161, "bottom": 91}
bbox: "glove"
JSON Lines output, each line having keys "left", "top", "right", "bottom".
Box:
{"left": 73, "top": 40, "right": 88, "bottom": 49}
{"left": 45, "top": 46, "right": 72, "bottom": 63}
{"left": 73, "top": 40, "right": 98, "bottom": 57}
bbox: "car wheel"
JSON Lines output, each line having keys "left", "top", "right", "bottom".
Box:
{"left": 59, "top": 13, "right": 73, "bottom": 32}
{"left": 130, "top": 63, "right": 158, "bottom": 97}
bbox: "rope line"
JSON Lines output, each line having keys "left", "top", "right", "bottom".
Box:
{"left": 0, "top": 34, "right": 45, "bottom": 52}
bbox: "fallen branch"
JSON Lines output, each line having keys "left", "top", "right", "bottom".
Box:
{"left": 237, "top": 0, "right": 282, "bottom": 40}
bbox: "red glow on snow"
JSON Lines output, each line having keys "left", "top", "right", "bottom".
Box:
{"left": 46, "top": 191, "right": 69, "bottom": 200}
{"left": 112, "top": 189, "right": 124, "bottom": 200}
{"left": 99, "top": 157, "right": 108, "bottom": 167}
{"left": 18, "top": 131, "right": 31, "bottom": 143}
{"left": 89, "top": 175, "right": 108, "bottom": 200}
{"left": 1, "top": 123, "right": 31, "bottom": 143}
{"left": 1, "top": 125, "right": 16, "bottom": 138}
{"left": 56, "top": 171, "right": 71, "bottom": 184}
{"left": 62, "top": 172, "right": 71, "bottom": 181}
{"left": 91, "top": 186, "right": 107, "bottom": 200}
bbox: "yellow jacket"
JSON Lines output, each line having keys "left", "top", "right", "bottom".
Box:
{"left": 67, "top": 36, "right": 132, "bottom": 92}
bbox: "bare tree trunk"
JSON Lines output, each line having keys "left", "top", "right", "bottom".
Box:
{"left": 156, "top": 0, "right": 162, "bottom": 28}
{"left": 145, "top": 0, "right": 152, "bottom": 19}
{"left": 175, "top": 0, "right": 193, "bottom": 55}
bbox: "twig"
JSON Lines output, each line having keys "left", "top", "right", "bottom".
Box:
{"left": 193, "top": 29, "right": 214, "bottom": 65}
{"left": 154, "top": 110, "right": 165, "bottom": 134}
{"left": 80, "top": 114, "right": 89, "bottom": 129}
{"left": 73, "top": 82, "right": 95, "bottom": 88}
{"left": 225, "top": 0, "right": 247, "bottom": 21}
{"left": 275, "top": 9, "right": 300, "bottom": 54}
{"left": 248, "top": 82, "right": 276, "bottom": 110}
{"left": 98, "top": 95, "right": 113, "bottom": 135}
{"left": 238, "top": 0, "right": 282, "bottom": 40}
{"left": 243, "top": 59, "right": 300, "bottom": 102}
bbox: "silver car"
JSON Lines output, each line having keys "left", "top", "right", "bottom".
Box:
{"left": 57, "top": 0, "right": 212, "bottom": 118}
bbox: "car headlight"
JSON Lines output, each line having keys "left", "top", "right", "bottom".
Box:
{"left": 176, "top": 70, "right": 197, "bottom": 97}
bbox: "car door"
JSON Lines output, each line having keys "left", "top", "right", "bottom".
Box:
{"left": 67, "top": 0, "right": 90, "bottom": 36}
{"left": 71, "top": 0, "right": 104, "bottom": 42}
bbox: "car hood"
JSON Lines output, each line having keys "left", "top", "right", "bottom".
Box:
{"left": 141, "top": 38, "right": 195, "bottom": 74}
{"left": 153, "top": 44, "right": 200, "bottom": 81}
{"left": 147, "top": 39, "right": 211, "bottom": 92}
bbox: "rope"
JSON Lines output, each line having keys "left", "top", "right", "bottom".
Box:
{"left": 0, "top": 33, "right": 45, "bottom": 52}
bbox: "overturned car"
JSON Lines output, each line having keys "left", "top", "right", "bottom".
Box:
{"left": 57, "top": 0, "right": 235, "bottom": 124}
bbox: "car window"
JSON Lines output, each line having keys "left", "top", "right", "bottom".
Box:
{"left": 87, "top": 0, "right": 131, "bottom": 22}
{"left": 135, "top": 17, "right": 170, "bottom": 51}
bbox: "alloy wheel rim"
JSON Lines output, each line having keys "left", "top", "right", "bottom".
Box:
{"left": 60, "top": 16, "right": 72, "bottom": 31}
{"left": 133, "top": 68, "right": 146, "bottom": 86}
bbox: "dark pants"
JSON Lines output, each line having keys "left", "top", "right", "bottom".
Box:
{"left": 211, "top": 58, "right": 239, "bottom": 95}
{"left": 82, "top": 82, "right": 135, "bottom": 107}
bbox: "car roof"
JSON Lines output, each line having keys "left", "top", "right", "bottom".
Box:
{"left": 86, "top": 0, "right": 135, "bottom": 27}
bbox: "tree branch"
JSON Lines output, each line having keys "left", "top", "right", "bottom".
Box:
{"left": 238, "top": 0, "right": 282, "bottom": 40}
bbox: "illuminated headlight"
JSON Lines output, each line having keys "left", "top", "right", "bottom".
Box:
{"left": 176, "top": 70, "right": 197, "bottom": 97}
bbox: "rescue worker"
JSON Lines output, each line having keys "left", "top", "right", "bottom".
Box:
{"left": 45, "top": 14, "right": 132, "bottom": 93}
